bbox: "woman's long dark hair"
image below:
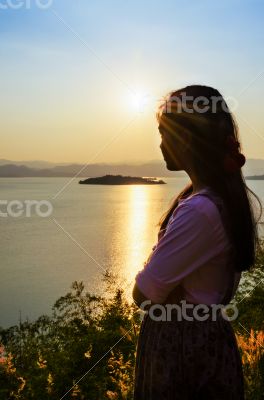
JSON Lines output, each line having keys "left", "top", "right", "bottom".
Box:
{"left": 157, "top": 85, "right": 262, "bottom": 272}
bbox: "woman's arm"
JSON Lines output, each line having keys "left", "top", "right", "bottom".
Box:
{"left": 133, "top": 201, "right": 217, "bottom": 305}
{"left": 132, "top": 283, "right": 150, "bottom": 309}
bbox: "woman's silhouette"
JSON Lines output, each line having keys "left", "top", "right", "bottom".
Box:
{"left": 132, "top": 85, "right": 262, "bottom": 399}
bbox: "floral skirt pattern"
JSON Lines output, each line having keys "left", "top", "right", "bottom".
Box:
{"left": 133, "top": 309, "right": 244, "bottom": 399}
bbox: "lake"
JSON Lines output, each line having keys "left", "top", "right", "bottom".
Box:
{"left": 0, "top": 177, "right": 263, "bottom": 327}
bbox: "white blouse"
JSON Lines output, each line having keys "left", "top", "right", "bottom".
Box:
{"left": 135, "top": 188, "right": 241, "bottom": 305}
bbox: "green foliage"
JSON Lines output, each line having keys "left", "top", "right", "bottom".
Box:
{"left": 0, "top": 273, "right": 141, "bottom": 399}
{"left": 231, "top": 238, "right": 264, "bottom": 399}
{"left": 232, "top": 238, "right": 264, "bottom": 332}
{"left": 0, "top": 241, "right": 263, "bottom": 399}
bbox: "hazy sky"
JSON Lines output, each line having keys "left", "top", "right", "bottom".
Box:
{"left": 1, "top": 0, "right": 264, "bottom": 163}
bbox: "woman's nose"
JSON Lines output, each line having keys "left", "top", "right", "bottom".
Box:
{"left": 160, "top": 142, "right": 165, "bottom": 157}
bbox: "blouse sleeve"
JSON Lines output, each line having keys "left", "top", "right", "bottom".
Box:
{"left": 135, "top": 202, "right": 217, "bottom": 303}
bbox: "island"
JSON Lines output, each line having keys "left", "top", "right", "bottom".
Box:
{"left": 79, "top": 174, "right": 166, "bottom": 185}
{"left": 245, "top": 175, "right": 264, "bottom": 180}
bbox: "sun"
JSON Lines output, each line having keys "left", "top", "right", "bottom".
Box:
{"left": 131, "top": 91, "right": 149, "bottom": 113}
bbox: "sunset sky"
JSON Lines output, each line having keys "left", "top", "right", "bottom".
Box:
{"left": 1, "top": 0, "right": 264, "bottom": 163}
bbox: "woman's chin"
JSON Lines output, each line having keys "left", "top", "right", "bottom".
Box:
{"left": 165, "top": 161, "right": 176, "bottom": 171}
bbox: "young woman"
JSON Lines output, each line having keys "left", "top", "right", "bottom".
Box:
{"left": 132, "top": 85, "right": 262, "bottom": 399}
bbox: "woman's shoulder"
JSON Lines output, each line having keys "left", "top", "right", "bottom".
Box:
{"left": 167, "top": 190, "right": 232, "bottom": 251}
{"left": 173, "top": 189, "right": 224, "bottom": 224}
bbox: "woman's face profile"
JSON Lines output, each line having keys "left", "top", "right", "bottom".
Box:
{"left": 158, "top": 123, "right": 184, "bottom": 171}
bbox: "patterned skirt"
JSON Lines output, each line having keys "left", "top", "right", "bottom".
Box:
{"left": 133, "top": 307, "right": 244, "bottom": 399}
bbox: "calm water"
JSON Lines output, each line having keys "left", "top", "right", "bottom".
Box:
{"left": 1, "top": 177, "right": 263, "bottom": 327}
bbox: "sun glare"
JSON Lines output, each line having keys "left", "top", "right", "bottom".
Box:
{"left": 131, "top": 91, "right": 149, "bottom": 112}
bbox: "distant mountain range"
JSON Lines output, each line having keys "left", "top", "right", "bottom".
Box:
{"left": 0, "top": 159, "right": 69, "bottom": 169}
{"left": 0, "top": 158, "right": 263, "bottom": 178}
{"left": 0, "top": 160, "right": 179, "bottom": 178}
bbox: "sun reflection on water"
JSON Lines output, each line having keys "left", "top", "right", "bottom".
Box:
{"left": 123, "top": 185, "right": 151, "bottom": 284}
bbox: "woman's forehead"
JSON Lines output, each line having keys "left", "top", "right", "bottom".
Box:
{"left": 158, "top": 114, "right": 173, "bottom": 130}
{"left": 158, "top": 122, "right": 167, "bottom": 134}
